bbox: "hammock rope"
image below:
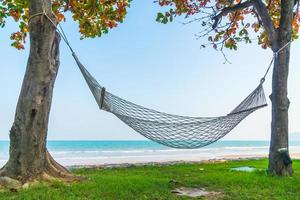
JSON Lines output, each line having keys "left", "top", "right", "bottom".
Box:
{"left": 29, "top": 11, "right": 290, "bottom": 149}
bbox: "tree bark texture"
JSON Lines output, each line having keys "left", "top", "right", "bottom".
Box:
{"left": 268, "top": 0, "right": 295, "bottom": 176}
{"left": 0, "top": 0, "right": 75, "bottom": 183}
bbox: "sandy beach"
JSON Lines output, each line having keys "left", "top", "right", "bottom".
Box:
{"left": 67, "top": 153, "right": 300, "bottom": 169}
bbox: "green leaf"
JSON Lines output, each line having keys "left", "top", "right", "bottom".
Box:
{"left": 161, "top": 17, "right": 168, "bottom": 24}
{"left": 156, "top": 12, "right": 164, "bottom": 22}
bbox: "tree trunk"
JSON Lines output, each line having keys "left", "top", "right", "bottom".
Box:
{"left": 268, "top": 44, "right": 293, "bottom": 176}
{"left": 268, "top": 0, "right": 294, "bottom": 176}
{"left": 0, "top": 0, "right": 76, "bottom": 183}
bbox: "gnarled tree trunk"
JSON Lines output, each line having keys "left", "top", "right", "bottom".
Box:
{"left": 268, "top": 0, "right": 294, "bottom": 176}
{"left": 0, "top": 0, "right": 76, "bottom": 183}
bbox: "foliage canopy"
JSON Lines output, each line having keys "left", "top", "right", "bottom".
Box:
{"left": 0, "top": 0, "right": 131, "bottom": 49}
{"left": 156, "top": 0, "right": 299, "bottom": 50}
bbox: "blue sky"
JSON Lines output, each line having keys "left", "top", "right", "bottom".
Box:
{"left": 0, "top": 1, "right": 299, "bottom": 141}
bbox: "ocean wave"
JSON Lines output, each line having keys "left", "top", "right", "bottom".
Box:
{"left": 49, "top": 148, "right": 202, "bottom": 155}
{"left": 48, "top": 145, "right": 300, "bottom": 155}
{"left": 54, "top": 154, "right": 213, "bottom": 160}
{"left": 221, "top": 146, "right": 269, "bottom": 150}
{"left": 49, "top": 146, "right": 270, "bottom": 155}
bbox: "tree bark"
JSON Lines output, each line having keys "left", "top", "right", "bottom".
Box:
{"left": 268, "top": 0, "right": 295, "bottom": 176}
{"left": 0, "top": 0, "right": 76, "bottom": 183}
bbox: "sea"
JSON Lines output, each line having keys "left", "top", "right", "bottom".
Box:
{"left": 1, "top": 140, "right": 300, "bottom": 167}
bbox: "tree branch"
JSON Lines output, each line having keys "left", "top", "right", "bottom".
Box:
{"left": 253, "top": 0, "right": 277, "bottom": 47}
{"left": 212, "top": 0, "right": 256, "bottom": 29}
{"left": 212, "top": 0, "right": 277, "bottom": 50}
{"left": 273, "top": 0, "right": 295, "bottom": 49}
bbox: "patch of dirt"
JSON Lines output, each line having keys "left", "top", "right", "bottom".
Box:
{"left": 172, "top": 187, "right": 223, "bottom": 199}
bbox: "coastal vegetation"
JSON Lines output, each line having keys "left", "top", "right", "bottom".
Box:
{"left": 1, "top": 159, "right": 300, "bottom": 199}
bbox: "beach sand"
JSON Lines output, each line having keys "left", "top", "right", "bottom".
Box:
{"left": 67, "top": 153, "right": 300, "bottom": 169}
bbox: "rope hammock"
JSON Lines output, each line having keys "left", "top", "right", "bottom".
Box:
{"left": 73, "top": 53, "right": 267, "bottom": 148}
{"left": 29, "top": 11, "right": 290, "bottom": 149}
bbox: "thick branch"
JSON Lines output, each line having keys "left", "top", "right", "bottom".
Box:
{"left": 212, "top": 0, "right": 255, "bottom": 29}
{"left": 253, "top": 0, "right": 277, "bottom": 48}
{"left": 278, "top": 0, "right": 295, "bottom": 41}
{"left": 212, "top": 0, "right": 277, "bottom": 49}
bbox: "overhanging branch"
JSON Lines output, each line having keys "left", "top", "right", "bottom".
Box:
{"left": 212, "top": 0, "right": 277, "bottom": 48}
{"left": 212, "top": 0, "right": 255, "bottom": 29}
{"left": 253, "top": 0, "right": 277, "bottom": 45}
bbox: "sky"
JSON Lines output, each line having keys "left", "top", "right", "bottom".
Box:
{"left": 0, "top": 1, "right": 299, "bottom": 141}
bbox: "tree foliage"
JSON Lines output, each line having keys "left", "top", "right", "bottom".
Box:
{"left": 156, "top": 0, "right": 299, "bottom": 50}
{"left": 0, "top": 0, "right": 131, "bottom": 49}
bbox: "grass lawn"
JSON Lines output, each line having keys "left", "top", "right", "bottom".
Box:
{"left": 1, "top": 159, "right": 300, "bottom": 199}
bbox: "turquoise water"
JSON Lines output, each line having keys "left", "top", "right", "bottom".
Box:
{"left": 1, "top": 140, "right": 300, "bottom": 166}
{"left": 0, "top": 140, "right": 274, "bottom": 154}
{"left": 0, "top": 140, "right": 277, "bottom": 152}
{"left": 0, "top": 140, "right": 271, "bottom": 157}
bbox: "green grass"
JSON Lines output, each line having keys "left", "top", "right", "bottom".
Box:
{"left": 1, "top": 159, "right": 300, "bottom": 199}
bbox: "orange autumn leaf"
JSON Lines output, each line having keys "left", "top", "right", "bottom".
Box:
{"left": 0, "top": 0, "right": 131, "bottom": 49}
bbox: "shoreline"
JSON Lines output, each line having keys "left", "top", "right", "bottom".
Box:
{"left": 2, "top": 144, "right": 300, "bottom": 169}
{"left": 2, "top": 153, "right": 300, "bottom": 169}
{"left": 67, "top": 154, "right": 265, "bottom": 169}
{"left": 67, "top": 153, "right": 300, "bottom": 169}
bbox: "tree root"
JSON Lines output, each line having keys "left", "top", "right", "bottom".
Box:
{"left": 42, "top": 150, "right": 85, "bottom": 183}
{"left": 0, "top": 150, "right": 85, "bottom": 189}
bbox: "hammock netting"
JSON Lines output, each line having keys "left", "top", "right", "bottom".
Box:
{"left": 73, "top": 54, "right": 268, "bottom": 149}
